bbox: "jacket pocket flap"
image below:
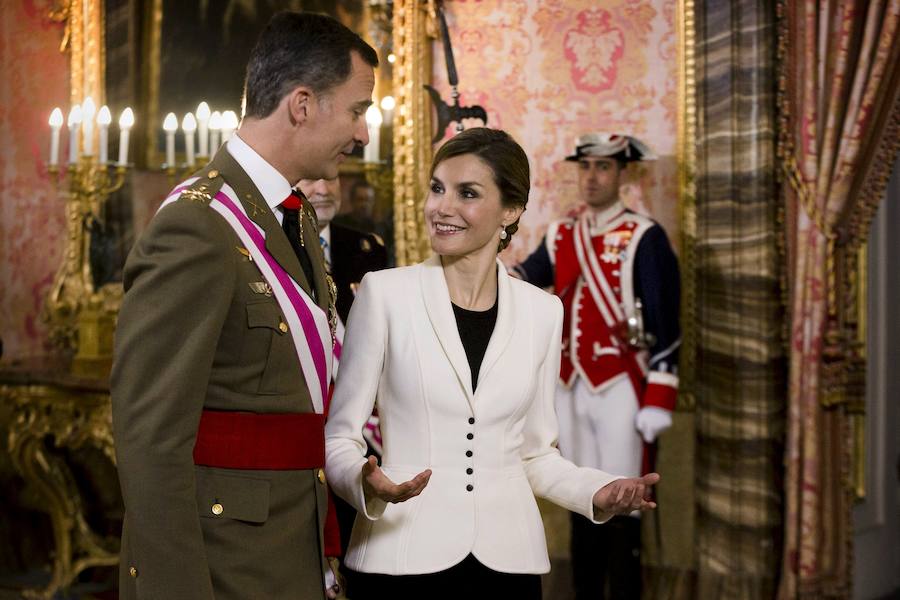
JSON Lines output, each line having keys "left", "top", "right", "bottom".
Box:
{"left": 246, "top": 301, "right": 281, "bottom": 330}
{"left": 196, "top": 470, "right": 271, "bottom": 523}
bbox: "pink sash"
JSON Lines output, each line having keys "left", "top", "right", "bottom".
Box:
{"left": 162, "top": 178, "right": 332, "bottom": 413}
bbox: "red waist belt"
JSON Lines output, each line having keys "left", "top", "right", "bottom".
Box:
{"left": 193, "top": 410, "right": 325, "bottom": 470}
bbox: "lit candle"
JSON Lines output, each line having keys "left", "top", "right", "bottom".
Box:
{"left": 182, "top": 113, "right": 197, "bottom": 167}
{"left": 97, "top": 105, "right": 111, "bottom": 164}
{"left": 118, "top": 107, "right": 134, "bottom": 166}
{"left": 380, "top": 95, "right": 396, "bottom": 124}
{"left": 163, "top": 112, "right": 178, "bottom": 167}
{"left": 48, "top": 108, "right": 63, "bottom": 166}
{"left": 67, "top": 105, "right": 83, "bottom": 164}
{"left": 208, "top": 110, "right": 222, "bottom": 152}
{"left": 221, "top": 110, "right": 238, "bottom": 143}
{"left": 81, "top": 97, "right": 96, "bottom": 155}
{"left": 196, "top": 101, "right": 210, "bottom": 157}
{"left": 364, "top": 105, "right": 382, "bottom": 163}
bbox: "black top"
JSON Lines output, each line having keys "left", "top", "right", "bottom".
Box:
{"left": 452, "top": 298, "right": 499, "bottom": 391}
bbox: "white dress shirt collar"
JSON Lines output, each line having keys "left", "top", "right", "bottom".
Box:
{"left": 226, "top": 133, "right": 293, "bottom": 214}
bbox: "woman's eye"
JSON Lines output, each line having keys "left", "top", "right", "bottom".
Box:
{"left": 430, "top": 182, "right": 443, "bottom": 194}
{"left": 461, "top": 188, "right": 478, "bottom": 199}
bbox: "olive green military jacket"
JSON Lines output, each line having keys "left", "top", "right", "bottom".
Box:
{"left": 111, "top": 147, "right": 331, "bottom": 600}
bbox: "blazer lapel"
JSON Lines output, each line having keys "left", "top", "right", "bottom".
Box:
{"left": 420, "top": 255, "right": 474, "bottom": 407}
{"left": 208, "top": 149, "right": 312, "bottom": 295}
{"left": 475, "top": 259, "right": 516, "bottom": 393}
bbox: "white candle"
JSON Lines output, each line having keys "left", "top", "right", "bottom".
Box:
{"left": 182, "top": 113, "right": 197, "bottom": 167}
{"left": 364, "top": 105, "right": 382, "bottom": 163}
{"left": 221, "top": 110, "right": 238, "bottom": 143}
{"left": 196, "top": 101, "right": 210, "bottom": 157}
{"left": 118, "top": 107, "right": 134, "bottom": 166}
{"left": 380, "top": 95, "right": 396, "bottom": 124}
{"left": 97, "top": 105, "right": 111, "bottom": 164}
{"left": 48, "top": 108, "right": 63, "bottom": 166}
{"left": 208, "top": 110, "right": 222, "bottom": 152}
{"left": 81, "top": 97, "right": 96, "bottom": 155}
{"left": 163, "top": 112, "right": 178, "bottom": 167}
{"left": 67, "top": 105, "right": 83, "bottom": 164}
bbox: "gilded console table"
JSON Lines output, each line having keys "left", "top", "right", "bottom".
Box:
{"left": 0, "top": 359, "right": 119, "bottom": 599}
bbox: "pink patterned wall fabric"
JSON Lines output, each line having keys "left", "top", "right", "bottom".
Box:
{"left": 432, "top": 0, "right": 680, "bottom": 266}
{"left": 0, "top": 2, "right": 69, "bottom": 359}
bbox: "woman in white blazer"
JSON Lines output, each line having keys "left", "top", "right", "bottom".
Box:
{"left": 325, "top": 128, "right": 659, "bottom": 599}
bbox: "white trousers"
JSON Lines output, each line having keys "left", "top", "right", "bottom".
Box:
{"left": 554, "top": 375, "right": 642, "bottom": 478}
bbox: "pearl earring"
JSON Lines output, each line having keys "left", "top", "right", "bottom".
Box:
{"left": 499, "top": 228, "right": 508, "bottom": 240}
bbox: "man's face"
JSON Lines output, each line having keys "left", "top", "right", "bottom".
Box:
{"left": 577, "top": 156, "right": 623, "bottom": 209}
{"left": 298, "top": 177, "right": 341, "bottom": 229}
{"left": 301, "top": 51, "right": 375, "bottom": 180}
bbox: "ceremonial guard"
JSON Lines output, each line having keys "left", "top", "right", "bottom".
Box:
{"left": 110, "top": 13, "right": 377, "bottom": 600}
{"left": 512, "top": 133, "right": 680, "bottom": 600}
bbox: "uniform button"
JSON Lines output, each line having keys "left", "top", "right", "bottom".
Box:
{"left": 465, "top": 450, "right": 473, "bottom": 458}
{"left": 207, "top": 170, "right": 219, "bottom": 179}
{"left": 211, "top": 503, "right": 224, "bottom": 515}
{"left": 466, "top": 484, "right": 474, "bottom": 492}
{"left": 129, "top": 566, "right": 138, "bottom": 578}
{"left": 468, "top": 417, "right": 475, "bottom": 425}
{"left": 466, "top": 433, "right": 474, "bottom": 440}
{"left": 278, "top": 322, "right": 289, "bottom": 333}
{"left": 466, "top": 468, "right": 473, "bottom": 475}
{"left": 317, "top": 469, "right": 326, "bottom": 484}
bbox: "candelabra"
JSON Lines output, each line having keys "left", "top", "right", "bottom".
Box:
{"left": 40, "top": 98, "right": 136, "bottom": 376}
{"left": 43, "top": 157, "right": 130, "bottom": 377}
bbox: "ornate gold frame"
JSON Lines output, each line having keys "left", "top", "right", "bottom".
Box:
{"left": 391, "top": 0, "right": 437, "bottom": 265}
{"left": 677, "top": 0, "right": 697, "bottom": 411}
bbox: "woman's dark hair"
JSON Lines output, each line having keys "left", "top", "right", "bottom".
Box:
{"left": 430, "top": 128, "right": 530, "bottom": 251}
{"left": 244, "top": 12, "right": 379, "bottom": 119}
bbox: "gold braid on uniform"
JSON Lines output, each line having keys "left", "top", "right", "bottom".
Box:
{"left": 326, "top": 273, "right": 338, "bottom": 345}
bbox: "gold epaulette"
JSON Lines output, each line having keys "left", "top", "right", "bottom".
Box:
{"left": 177, "top": 168, "right": 225, "bottom": 205}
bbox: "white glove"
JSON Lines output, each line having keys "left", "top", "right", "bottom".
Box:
{"left": 635, "top": 406, "right": 673, "bottom": 443}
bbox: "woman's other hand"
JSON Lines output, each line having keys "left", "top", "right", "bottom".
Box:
{"left": 361, "top": 455, "right": 432, "bottom": 504}
{"left": 592, "top": 472, "right": 660, "bottom": 517}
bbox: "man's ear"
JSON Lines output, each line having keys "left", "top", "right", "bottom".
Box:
{"left": 285, "top": 86, "right": 314, "bottom": 125}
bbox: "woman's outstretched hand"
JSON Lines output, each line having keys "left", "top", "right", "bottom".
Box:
{"left": 592, "top": 472, "right": 660, "bottom": 516}
{"left": 361, "top": 455, "right": 432, "bottom": 504}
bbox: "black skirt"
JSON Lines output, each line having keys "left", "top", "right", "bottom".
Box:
{"left": 344, "top": 553, "right": 542, "bottom": 600}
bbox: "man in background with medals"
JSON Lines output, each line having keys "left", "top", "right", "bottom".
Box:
{"left": 111, "top": 13, "right": 377, "bottom": 600}
{"left": 512, "top": 133, "right": 681, "bottom": 600}
{"left": 298, "top": 175, "right": 387, "bottom": 555}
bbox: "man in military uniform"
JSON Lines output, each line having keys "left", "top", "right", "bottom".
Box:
{"left": 298, "top": 176, "right": 388, "bottom": 557}
{"left": 111, "top": 13, "right": 377, "bottom": 600}
{"left": 512, "top": 133, "right": 681, "bottom": 600}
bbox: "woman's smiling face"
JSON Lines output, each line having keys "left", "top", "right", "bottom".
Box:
{"left": 425, "top": 153, "right": 519, "bottom": 259}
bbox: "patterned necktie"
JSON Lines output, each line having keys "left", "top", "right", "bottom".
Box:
{"left": 319, "top": 236, "right": 331, "bottom": 273}
{"left": 280, "top": 190, "right": 316, "bottom": 298}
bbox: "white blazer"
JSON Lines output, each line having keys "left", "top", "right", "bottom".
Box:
{"left": 325, "top": 255, "right": 620, "bottom": 575}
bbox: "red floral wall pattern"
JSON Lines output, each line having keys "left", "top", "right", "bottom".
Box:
{"left": 433, "top": 0, "right": 679, "bottom": 267}
{"left": 0, "top": 2, "right": 69, "bottom": 359}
